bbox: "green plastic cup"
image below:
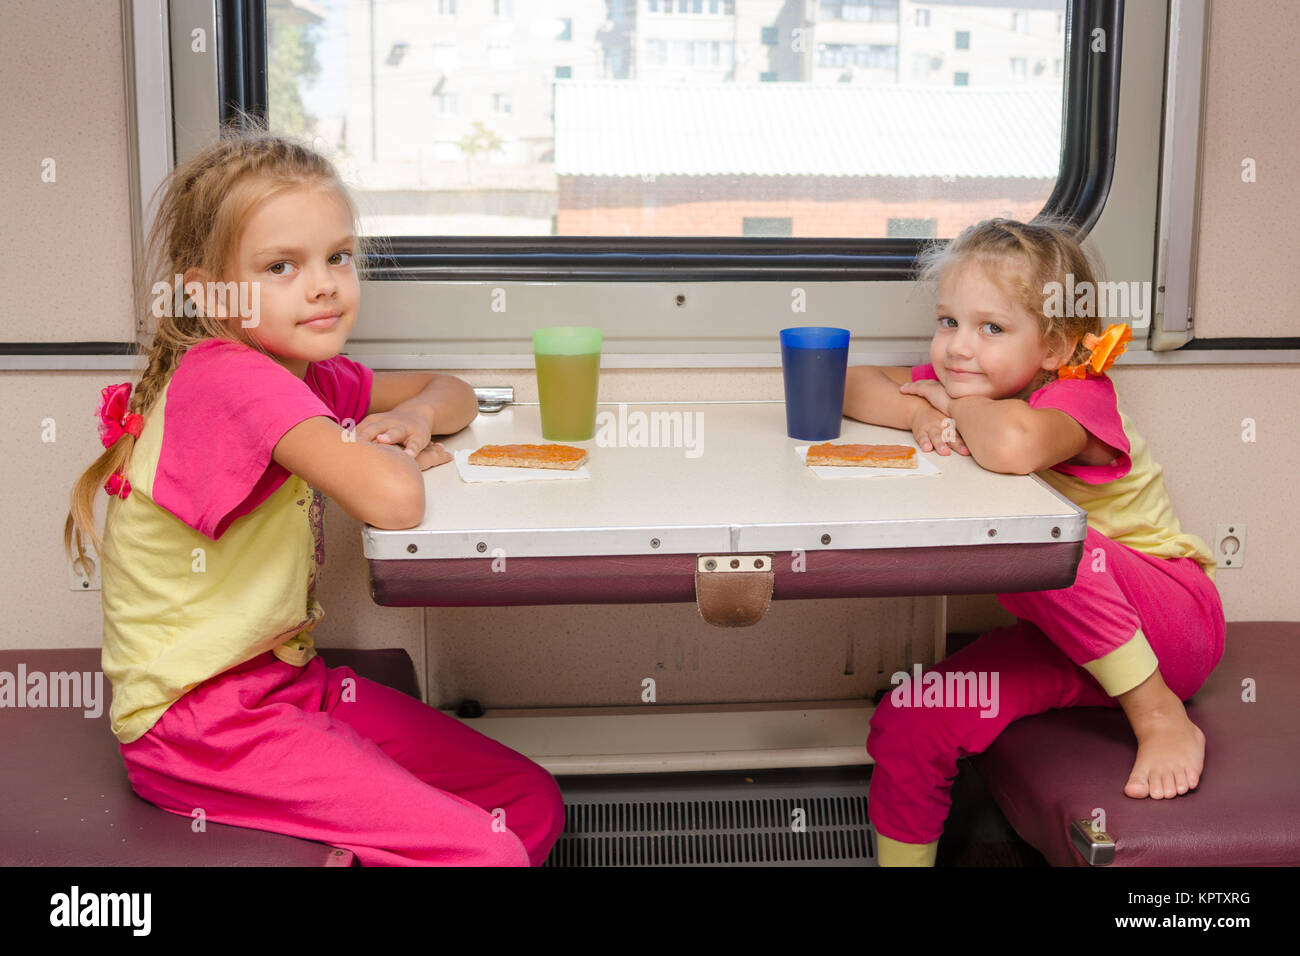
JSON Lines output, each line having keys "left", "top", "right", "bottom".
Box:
{"left": 533, "top": 326, "right": 602, "bottom": 441}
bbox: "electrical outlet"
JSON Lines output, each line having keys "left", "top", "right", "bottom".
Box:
{"left": 69, "top": 554, "right": 101, "bottom": 591}
{"left": 1214, "top": 524, "right": 1246, "bottom": 569}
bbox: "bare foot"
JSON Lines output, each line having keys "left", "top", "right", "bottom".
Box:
{"left": 1116, "top": 669, "right": 1206, "bottom": 799}
{"left": 1124, "top": 707, "right": 1205, "bottom": 798}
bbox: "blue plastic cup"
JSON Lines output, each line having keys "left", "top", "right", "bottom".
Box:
{"left": 780, "top": 327, "right": 851, "bottom": 441}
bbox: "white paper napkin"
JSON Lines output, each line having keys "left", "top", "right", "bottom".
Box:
{"left": 795, "top": 444, "right": 941, "bottom": 478}
{"left": 453, "top": 448, "right": 591, "bottom": 483}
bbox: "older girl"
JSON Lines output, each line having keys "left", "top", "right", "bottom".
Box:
{"left": 64, "top": 123, "right": 565, "bottom": 866}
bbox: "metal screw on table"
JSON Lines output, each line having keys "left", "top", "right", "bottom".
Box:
{"left": 988, "top": 529, "right": 998, "bottom": 538}
{"left": 704, "top": 559, "right": 717, "bottom": 570}
{"left": 821, "top": 534, "right": 831, "bottom": 545}
{"left": 730, "top": 559, "right": 740, "bottom": 568}
{"left": 650, "top": 538, "right": 661, "bottom": 549}
{"left": 406, "top": 544, "right": 418, "bottom": 553}
{"left": 754, "top": 558, "right": 765, "bottom": 569}
{"left": 476, "top": 542, "right": 487, "bottom": 553}
{"left": 1051, "top": 526, "right": 1061, "bottom": 538}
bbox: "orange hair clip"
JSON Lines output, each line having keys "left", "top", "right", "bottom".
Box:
{"left": 1057, "top": 323, "right": 1133, "bottom": 380}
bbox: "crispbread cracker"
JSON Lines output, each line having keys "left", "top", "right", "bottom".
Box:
{"left": 467, "top": 443, "right": 588, "bottom": 470}
{"left": 805, "top": 442, "right": 917, "bottom": 469}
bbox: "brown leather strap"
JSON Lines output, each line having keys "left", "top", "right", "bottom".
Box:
{"left": 694, "top": 568, "right": 774, "bottom": 627}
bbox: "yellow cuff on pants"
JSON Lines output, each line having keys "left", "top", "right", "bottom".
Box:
{"left": 1082, "top": 628, "right": 1159, "bottom": 697}
{"left": 876, "top": 833, "right": 938, "bottom": 867}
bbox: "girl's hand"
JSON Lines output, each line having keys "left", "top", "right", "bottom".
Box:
{"left": 908, "top": 404, "right": 970, "bottom": 456}
{"left": 898, "top": 379, "right": 952, "bottom": 416}
{"left": 354, "top": 411, "right": 454, "bottom": 470}
{"left": 907, "top": 403, "right": 970, "bottom": 456}
{"left": 899, "top": 379, "right": 969, "bottom": 455}
{"left": 408, "top": 443, "right": 454, "bottom": 471}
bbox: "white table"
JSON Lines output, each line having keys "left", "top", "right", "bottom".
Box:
{"left": 364, "top": 400, "right": 1086, "bottom": 605}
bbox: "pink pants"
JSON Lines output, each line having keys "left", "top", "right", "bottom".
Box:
{"left": 119, "top": 651, "right": 567, "bottom": 866}
{"left": 866, "top": 527, "right": 1226, "bottom": 846}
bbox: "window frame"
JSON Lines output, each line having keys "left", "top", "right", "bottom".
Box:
{"left": 217, "top": 0, "right": 1121, "bottom": 284}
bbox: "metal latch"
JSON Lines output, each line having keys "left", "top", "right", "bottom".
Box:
{"left": 694, "top": 554, "right": 774, "bottom": 627}
{"left": 1069, "top": 818, "right": 1116, "bottom": 865}
{"left": 474, "top": 386, "right": 514, "bottom": 414}
{"left": 698, "top": 555, "right": 772, "bottom": 573}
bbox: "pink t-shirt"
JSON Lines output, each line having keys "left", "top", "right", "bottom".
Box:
{"left": 102, "top": 338, "right": 376, "bottom": 743}
{"left": 910, "top": 363, "right": 1130, "bottom": 484}
{"left": 153, "top": 338, "right": 373, "bottom": 539}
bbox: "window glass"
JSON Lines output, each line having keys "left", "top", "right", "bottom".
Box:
{"left": 266, "top": 0, "right": 1068, "bottom": 239}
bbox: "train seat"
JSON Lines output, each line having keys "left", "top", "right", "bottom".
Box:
{"left": 0, "top": 647, "right": 421, "bottom": 866}
{"left": 964, "top": 621, "right": 1300, "bottom": 866}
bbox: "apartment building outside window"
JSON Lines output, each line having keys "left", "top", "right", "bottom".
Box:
{"left": 650, "top": 0, "right": 735, "bottom": 12}
{"left": 654, "top": 38, "right": 733, "bottom": 67}
{"left": 817, "top": 43, "right": 898, "bottom": 70}
{"left": 432, "top": 43, "right": 457, "bottom": 69}
{"left": 488, "top": 42, "right": 513, "bottom": 69}
{"left": 820, "top": 0, "right": 899, "bottom": 22}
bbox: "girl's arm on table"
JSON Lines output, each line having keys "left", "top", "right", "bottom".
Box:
{"left": 899, "top": 379, "right": 1037, "bottom": 472}
{"left": 843, "top": 366, "right": 935, "bottom": 430}
{"left": 947, "top": 395, "right": 1031, "bottom": 473}
{"left": 948, "top": 395, "right": 1089, "bottom": 475}
{"left": 351, "top": 372, "right": 478, "bottom": 472}
{"left": 367, "top": 372, "right": 479, "bottom": 436}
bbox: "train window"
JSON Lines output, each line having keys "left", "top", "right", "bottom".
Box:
{"left": 159, "top": 0, "right": 1144, "bottom": 364}
{"left": 251, "top": 0, "right": 1081, "bottom": 265}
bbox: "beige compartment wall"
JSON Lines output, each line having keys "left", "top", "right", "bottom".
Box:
{"left": 2, "top": 1, "right": 1297, "bottom": 708}
{"left": 1194, "top": 0, "right": 1300, "bottom": 338}
{"left": 0, "top": 0, "right": 134, "bottom": 343}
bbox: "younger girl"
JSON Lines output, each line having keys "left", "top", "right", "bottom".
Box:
{"left": 64, "top": 123, "right": 566, "bottom": 866}
{"left": 842, "top": 218, "right": 1224, "bottom": 867}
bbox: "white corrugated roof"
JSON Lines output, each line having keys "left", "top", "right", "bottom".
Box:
{"left": 554, "top": 81, "right": 1063, "bottom": 179}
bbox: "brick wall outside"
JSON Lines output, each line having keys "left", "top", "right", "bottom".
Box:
{"left": 556, "top": 175, "right": 1053, "bottom": 237}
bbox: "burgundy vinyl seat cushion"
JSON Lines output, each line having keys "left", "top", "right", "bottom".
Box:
{"left": 0, "top": 647, "right": 420, "bottom": 867}
{"left": 962, "top": 621, "right": 1300, "bottom": 866}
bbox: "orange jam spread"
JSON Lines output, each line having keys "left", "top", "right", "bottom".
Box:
{"left": 470, "top": 443, "right": 587, "bottom": 465}
{"left": 808, "top": 443, "right": 916, "bottom": 464}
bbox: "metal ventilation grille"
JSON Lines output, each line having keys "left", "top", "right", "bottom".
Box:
{"left": 545, "top": 773, "right": 877, "bottom": 867}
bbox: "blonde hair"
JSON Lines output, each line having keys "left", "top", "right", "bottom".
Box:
{"left": 915, "top": 216, "right": 1103, "bottom": 374}
{"left": 64, "top": 114, "right": 378, "bottom": 578}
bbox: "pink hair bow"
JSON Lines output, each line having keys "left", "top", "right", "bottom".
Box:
{"left": 97, "top": 382, "right": 144, "bottom": 498}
